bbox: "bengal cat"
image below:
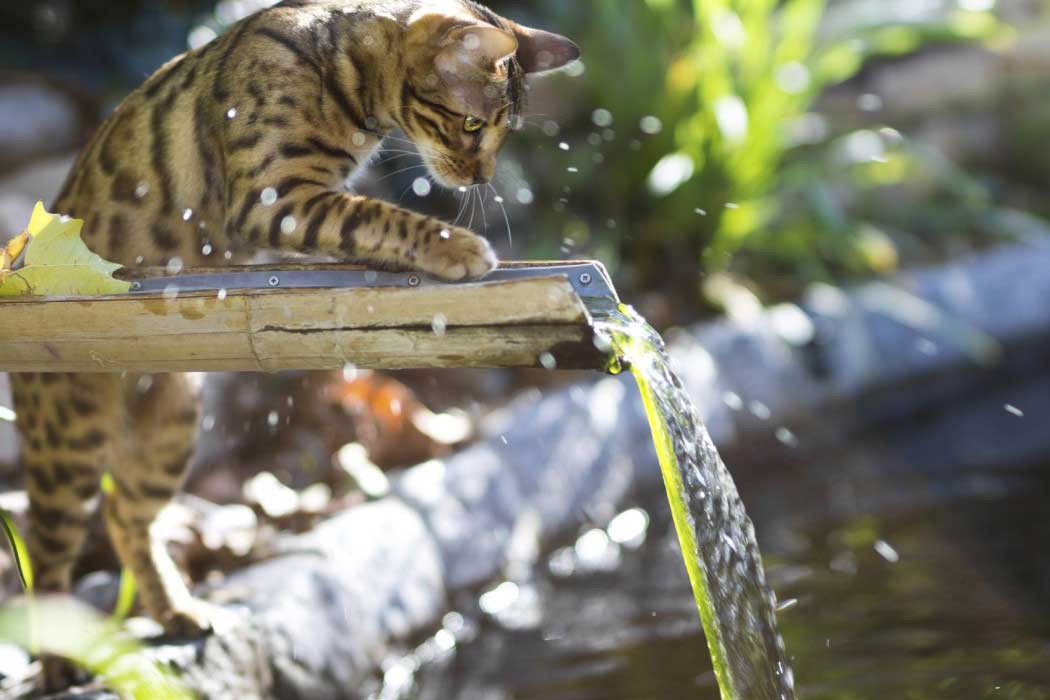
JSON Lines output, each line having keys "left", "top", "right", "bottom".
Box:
{"left": 10, "top": 0, "right": 578, "bottom": 652}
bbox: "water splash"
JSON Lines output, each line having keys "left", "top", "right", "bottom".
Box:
{"left": 596, "top": 305, "right": 795, "bottom": 700}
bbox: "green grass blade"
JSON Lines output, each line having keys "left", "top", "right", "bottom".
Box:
{"left": 0, "top": 508, "right": 33, "bottom": 592}
{"left": 113, "top": 569, "right": 137, "bottom": 621}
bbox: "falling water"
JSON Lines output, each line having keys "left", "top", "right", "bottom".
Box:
{"left": 596, "top": 305, "right": 795, "bottom": 700}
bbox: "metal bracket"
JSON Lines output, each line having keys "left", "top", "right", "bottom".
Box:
{"left": 129, "top": 262, "right": 619, "bottom": 303}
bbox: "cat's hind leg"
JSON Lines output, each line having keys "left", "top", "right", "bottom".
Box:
{"left": 11, "top": 372, "right": 121, "bottom": 690}
{"left": 11, "top": 372, "right": 116, "bottom": 594}
{"left": 104, "top": 372, "right": 209, "bottom": 636}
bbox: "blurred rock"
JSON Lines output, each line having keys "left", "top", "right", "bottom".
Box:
{"left": 0, "top": 154, "right": 75, "bottom": 239}
{"left": 0, "top": 75, "right": 96, "bottom": 172}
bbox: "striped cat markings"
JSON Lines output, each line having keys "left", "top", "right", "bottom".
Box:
{"left": 11, "top": 0, "right": 578, "bottom": 689}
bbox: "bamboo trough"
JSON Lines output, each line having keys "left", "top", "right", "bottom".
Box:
{"left": 0, "top": 261, "right": 619, "bottom": 373}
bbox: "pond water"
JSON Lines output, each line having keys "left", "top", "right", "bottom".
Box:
{"left": 402, "top": 440, "right": 1050, "bottom": 698}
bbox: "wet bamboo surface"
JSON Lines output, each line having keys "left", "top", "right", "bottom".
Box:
{"left": 0, "top": 263, "right": 608, "bottom": 373}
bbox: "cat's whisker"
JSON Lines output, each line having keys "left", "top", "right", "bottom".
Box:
{"left": 375, "top": 152, "right": 422, "bottom": 166}
{"left": 374, "top": 163, "right": 427, "bottom": 183}
{"left": 489, "top": 183, "right": 513, "bottom": 249}
{"left": 478, "top": 185, "right": 489, "bottom": 234}
{"left": 452, "top": 187, "right": 470, "bottom": 226}
{"left": 466, "top": 187, "right": 478, "bottom": 231}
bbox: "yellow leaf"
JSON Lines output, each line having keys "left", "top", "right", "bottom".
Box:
{"left": 0, "top": 203, "right": 130, "bottom": 297}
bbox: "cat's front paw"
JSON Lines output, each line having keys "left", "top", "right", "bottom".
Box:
{"left": 421, "top": 227, "right": 498, "bottom": 281}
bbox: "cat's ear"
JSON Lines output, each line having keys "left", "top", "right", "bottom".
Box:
{"left": 435, "top": 25, "right": 518, "bottom": 80}
{"left": 511, "top": 25, "right": 580, "bottom": 74}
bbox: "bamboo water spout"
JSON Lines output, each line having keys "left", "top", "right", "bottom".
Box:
{"left": 0, "top": 261, "right": 617, "bottom": 373}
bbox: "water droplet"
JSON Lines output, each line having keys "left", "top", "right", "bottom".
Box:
{"left": 342, "top": 363, "right": 358, "bottom": 382}
{"left": 558, "top": 142, "right": 570, "bottom": 151}
{"left": 412, "top": 177, "right": 432, "bottom": 197}
{"left": 591, "top": 108, "right": 613, "bottom": 128}
{"left": 775, "top": 427, "right": 799, "bottom": 447}
{"left": 224, "top": 251, "right": 233, "bottom": 260}
{"left": 135, "top": 256, "right": 145, "bottom": 265}
{"left": 607, "top": 508, "right": 649, "bottom": 547}
{"left": 539, "top": 352, "right": 557, "bottom": 370}
{"left": 726, "top": 202, "right": 740, "bottom": 209}
{"left": 479, "top": 581, "right": 519, "bottom": 615}
{"left": 749, "top": 401, "right": 771, "bottom": 420}
{"left": 647, "top": 152, "right": 694, "bottom": 196}
{"left": 695, "top": 208, "right": 707, "bottom": 216}
{"left": 463, "top": 33, "right": 481, "bottom": 50}
{"left": 723, "top": 391, "right": 743, "bottom": 411}
{"left": 188, "top": 25, "right": 218, "bottom": 50}
{"left": 439, "top": 229, "right": 452, "bottom": 240}
{"left": 280, "top": 215, "right": 297, "bottom": 235}
{"left": 566, "top": 166, "right": 578, "bottom": 173}
{"left": 432, "top": 314, "right": 447, "bottom": 336}
{"left": 226, "top": 107, "right": 238, "bottom": 120}
{"left": 516, "top": 188, "right": 534, "bottom": 205}
{"left": 542, "top": 120, "right": 560, "bottom": 137}
{"left": 602, "top": 129, "right": 616, "bottom": 142}
{"left": 639, "top": 115, "right": 663, "bottom": 135}
{"left": 135, "top": 182, "right": 150, "bottom": 199}
{"left": 910, "top": 338, "right": 937, "bottom": 358}
{"left": 166, "top": 257, "right": 184, "bottom": 275}
{"left": 217, "top": 288, "right": 227, "bottom": 300}
{"left": 574, "top": 528, "right": 620, "bottom": 572}
{"left": 351, "top": 132, "right": 367, "bottom": 146}
{"left": 201, "top": 414, "right": 216, "bottom": 432}
{"left": 365, "top": 116, "right": 379, "bottom": 130}
{"left": 201, "top": 243, "right": 213, "bottom": 256}
{"left": 260, "top": 187, "right": 278, "bottom": 206}
{"left": 874, "top": 540, "right": 900, "bottom": 563}
{"left": 493, "top": 195, "right": 504, "bottom": 204}
{"left": 774, "top": 61, "right": 811, "bottom": 94}
{"left": 182, "top": 208, "right": 194, "bottom": 221}
{"left": 548, "top": 547, "right": 576, "bottom": 578}
{"left": 1004, "top": 404, "right": 1025, "bottom": 417}
{"left": 267, "top": 411, "right": 279, "bottom": 428}
{"left": 857, "top": 93, "right": 883, "bottom": 112}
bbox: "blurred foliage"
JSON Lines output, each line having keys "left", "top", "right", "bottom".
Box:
{"left": 0, "top": 596, "right": 193, "bottom": 699}
{"left": 489, "top": 0, "right": 1010, "bottom": 308}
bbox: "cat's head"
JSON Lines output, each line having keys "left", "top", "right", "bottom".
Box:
{"left": 400, "top": 5, "right": 579, "bottom": 188}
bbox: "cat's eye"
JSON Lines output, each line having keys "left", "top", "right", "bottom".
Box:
{"left": 464, "top": 116, "right": 484, "bottom": 133}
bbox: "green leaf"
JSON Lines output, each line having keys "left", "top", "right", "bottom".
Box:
{"left": 113, "top": 568, "right": 137, "bottom": 621}
{"left": 0, "top": 509, "right": 32, "bottom": 592}
{"left": 0, "top": 202, "right": 131, "bottom": 297}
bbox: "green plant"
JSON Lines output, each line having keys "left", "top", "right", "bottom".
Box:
{"left": 0, "top": 508, "right": 33, "bottom": 592}
{"left": 501, "top": 0, "right": 1008, "bottom": 306}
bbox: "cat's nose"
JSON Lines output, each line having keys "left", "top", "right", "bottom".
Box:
{"left": 472, "top": 167, "right": 490, "bottom": 185}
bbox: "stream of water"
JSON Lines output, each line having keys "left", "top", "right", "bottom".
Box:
{"left": 596, "top": 305, "right": 795, "bottom": 700}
